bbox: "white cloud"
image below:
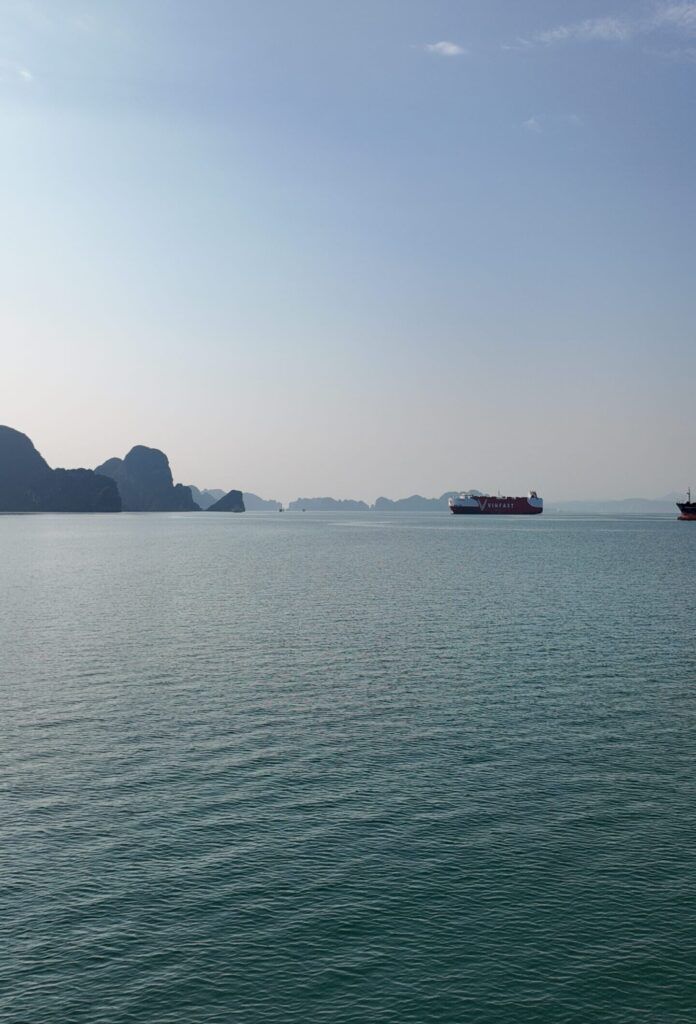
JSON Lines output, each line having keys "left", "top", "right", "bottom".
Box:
{"left": 521, "top": 113, "right": 584, "bottom": 134}
{"left": 653, "top": 3, "right": 696, "bottom": 32}
{"left": 522, "top": 116, "right": 543, "bottom": 134}
{"left": 0, "top": 60, "right": 33, "bottom": 83}
{"left": 501, "top": 39, "right": 533, "bottom": 52}
{"left": 646, "top": 42, "right": 696, "bottom": 58}
{"left": 531, "top": 2, "right": 696, "bottom": 50}
{"left": 424, "top": 41, "right": 467, "bottom": 57}
{"left": 537, "top": 16, "right": 633, "bottom": 45}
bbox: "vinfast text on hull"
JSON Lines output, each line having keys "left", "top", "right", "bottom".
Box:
{"left": 449, "top": 491, "right": 543, "bottom": 515}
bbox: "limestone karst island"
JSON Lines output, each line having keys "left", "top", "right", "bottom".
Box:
{"left": 0, "top": 426, "right": 244, "bottom": 514}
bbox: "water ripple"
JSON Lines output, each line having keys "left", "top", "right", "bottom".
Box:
{"left": 1, "top": 512, "right": 695, "bottom": 1023}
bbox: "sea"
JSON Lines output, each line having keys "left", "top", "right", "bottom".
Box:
{"left": 2, "top": 511, "right": 695, "bottom": 1024}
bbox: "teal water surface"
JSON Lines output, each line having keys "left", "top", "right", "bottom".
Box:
{"left": 2, "top": 512, "right": 695, "bottom": 1023}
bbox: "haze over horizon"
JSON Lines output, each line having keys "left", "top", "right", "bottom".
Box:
{"left": 2, "top": 1, "right": 694, "bottom": 502}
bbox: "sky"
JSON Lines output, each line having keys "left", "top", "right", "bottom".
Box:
{"left": 1, "top": 0, "right": 695, "bottom": 501}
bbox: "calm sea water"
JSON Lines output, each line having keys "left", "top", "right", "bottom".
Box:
{"left": 2, "top": 512, "right": 695, "bottom": 1023}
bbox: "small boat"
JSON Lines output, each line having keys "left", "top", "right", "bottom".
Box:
{"left": 677, "top": 488, "right": 696, "bottom": 521}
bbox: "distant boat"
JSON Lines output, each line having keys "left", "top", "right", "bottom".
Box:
{"left": 449, "top": 490, "right": 543, "bottom": 515}
{"left": 677, "top": 488, "right": 695, "bottom": 521}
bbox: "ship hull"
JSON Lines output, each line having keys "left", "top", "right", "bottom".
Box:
{"left": 677, "top": 503, "right": 696, "bottom": 521}
{"left": 450, "top": 497, "right": 542, "bottom": 516}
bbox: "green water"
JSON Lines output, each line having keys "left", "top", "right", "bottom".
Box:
{"left": 2, "top": 512, "right": 695, "bottom": 1023}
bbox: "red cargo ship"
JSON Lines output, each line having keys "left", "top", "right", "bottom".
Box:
{"left": 677, "top": 488, "right": 696, "bottom": 521}
{"left": 449, "top": 491, "right": 543, "bottom": 515}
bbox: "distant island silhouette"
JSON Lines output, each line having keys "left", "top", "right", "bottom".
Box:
{"left": 288, "top": 497, "right": 371, "bottom": 512}
{"left": 243, "top": 492, "right": 282, "bottom": 511}
{"left": 551, "top": 496, "right": 683, "bottom": 514}
{"left": 187, "top": 486, "right": 225, "bottom": 510}
{"left": 0, "top": 425, "right": 121, "bottom": 512}
{"left": 283, "top": 492, "right": 478, "bottom": 511}
{"left": 372, "top": 492, "right": 470, "bottom": 511}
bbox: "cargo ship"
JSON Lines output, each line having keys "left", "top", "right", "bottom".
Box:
{"left": 449, "top": 491, "right": 543, "bottom": 515}
{"left": 677, "top": 488, "right": 696, "bottom": 521}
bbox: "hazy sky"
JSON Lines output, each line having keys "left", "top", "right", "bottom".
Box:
{"left": 1, "top": 1, "right": 695, "bottom": 500}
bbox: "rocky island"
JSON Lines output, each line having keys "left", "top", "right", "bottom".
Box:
{"left": 207, "top": 489, "right": 245, "bottom": 512}
{"left": 0, "top": 426, "right": 121, "bottom": 513}
{"left": 96, "top": 446, "right": 199, "bottom": 511}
